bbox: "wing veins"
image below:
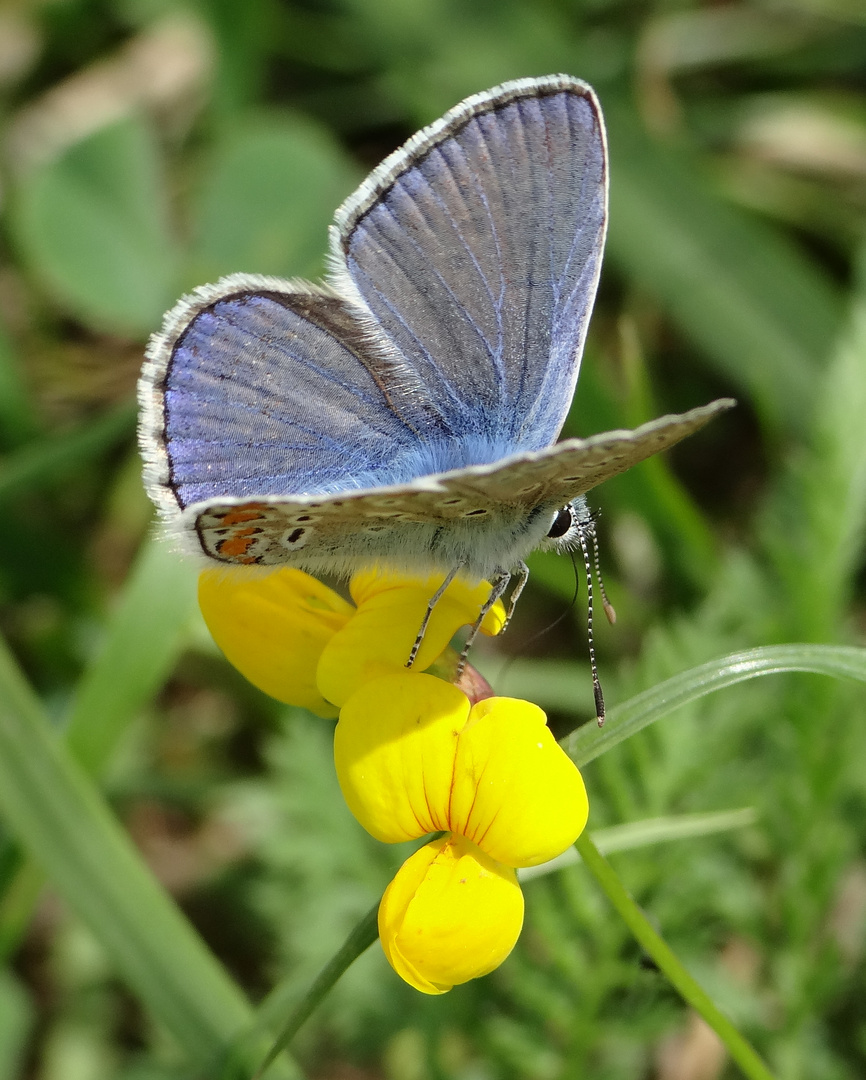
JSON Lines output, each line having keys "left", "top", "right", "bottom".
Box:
{"left": 166, "top": 381, "right": 398, "bottom": 439}
{"left": 376, "top": 190, "right": 501, "bottom": 378}
{"left": 427, "top": 141, "right": 508, "bottom": 388}
{"left": 214, "top": 305, "right": 389, "bottom": 411}
{"left": 348, "top": 254, "right": 467, "bottom": 419}
{"left": 509, "top": 99, "right": 545, "bottom": 410}
{"left": 463, "top": 119, "right": 508, "bottom": 320}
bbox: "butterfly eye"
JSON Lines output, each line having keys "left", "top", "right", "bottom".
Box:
{"left": 546, "top": 506, "right": 574, "bottom": 539}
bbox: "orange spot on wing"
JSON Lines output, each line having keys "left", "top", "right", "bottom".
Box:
{"left": 219, "top": 505, "right": 267, "bottom": 526}
{"left": 218, "top": 527, "right": 259, "bottom": 560}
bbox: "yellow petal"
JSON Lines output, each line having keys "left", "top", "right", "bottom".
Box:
{"left": 349, "top": 568, "right": 505, "bottom": 638}
{"left": 317, "top": 570, "right": 505, "bottom": 708}
{"left": 198, "top": 568, "right": 354, "bottom": 718}
{"left": 334, "top": 673, "right": 467, "bottom": 842}
{"left": 379, "top": 835, "right": 524, "bottom": 994}
{"left": 449, "top": 697, "right": 589, "bottom": 866}
{"left": 335, "top": 676, "right": 588, "bottom": 863}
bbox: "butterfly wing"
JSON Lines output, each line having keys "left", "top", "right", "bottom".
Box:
{"left": 140, "top": 77, "right": 725, "bottom": 581}
{"left": 189, "top": 398, "right": 734, "bottom": 572}
{"left": 141, "top": 75, "right": 608, "bottom": 545}
{"left": 330, "top": 74, "right": 607, "bottom": 456}
{"left": 139, "top": 274, "right": 440, "bottom": 525}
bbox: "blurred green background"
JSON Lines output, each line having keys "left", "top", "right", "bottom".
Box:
{"left": 0, "top": 0, "right": 865, "bottom": 1077}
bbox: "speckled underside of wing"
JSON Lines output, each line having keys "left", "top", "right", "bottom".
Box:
{"left": 190, "top": 398, "right": 733, "bottom": 565}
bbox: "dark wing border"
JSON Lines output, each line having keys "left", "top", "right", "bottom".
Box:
{"left": 330, "top": 74, "right": 606, "bottom": 255}
{"left": 139, "top": 272, "right": 348, "bottom": 524}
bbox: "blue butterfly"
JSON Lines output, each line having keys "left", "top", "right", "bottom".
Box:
{"left": 138, "top": 74, "right": 732, "bottom": 716}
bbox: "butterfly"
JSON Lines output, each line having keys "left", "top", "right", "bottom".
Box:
{"left": 138, "top": 74, "right": 733, "bottom": 716}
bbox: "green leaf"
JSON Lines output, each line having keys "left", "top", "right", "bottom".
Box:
{"left": 188, "top": 114, "right": 360, "bottom": 282}
{"left": 12, "top": 117, "right": 178, "bottom": 336}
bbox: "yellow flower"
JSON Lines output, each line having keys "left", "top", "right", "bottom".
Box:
{"left": 335, "top": 673, "right": 466, "bottom": 842}
{"left": 378, "top": 834, "right": 524, "bottom": 994}
{"left": 448, "top": 694, "right": 589, "bottom": 866}
{"left": 198, "top": 567, "right": 505, "bottom": 715}
{"left": 198, "top": 568, "right": 353, "bottom": 718}
{"left": 334, "top": 672, "right": 588, "bottom": 866}
{"left": 336, "top": 671, "right": 587, "bottom": 992}
{"left": 199, "top": 565, "right": 588, "bottom": 995}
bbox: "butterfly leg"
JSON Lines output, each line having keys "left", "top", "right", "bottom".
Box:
{"left": 499, "top": 561, "right": 529, "bottom": 634}
{"left": 455, "top": 569, "right": 514, "bottom": 677}
{"left": 406, "top": 566, "right": 462, "bottom": 667}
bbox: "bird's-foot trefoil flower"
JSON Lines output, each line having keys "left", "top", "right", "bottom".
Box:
{"left": 197, "top": 565, "right": 589, "bottom": 993}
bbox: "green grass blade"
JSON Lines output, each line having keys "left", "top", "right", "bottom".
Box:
{"left": 65, "top": 533, "right": 199, "bottom": 774}
{"left": 0, "top": 633, "right": 299, "bottom": 1079}
{"left": 0, "top": 322, "right": 38, "bottom": 448}
{"left": 566, "top": 643, "right": 866, "bottom": 767}
{"left": 0, "top": 536, "right": 199, "bottom": 955}
{"left": 0, "top": 855, "right": 42, "bottom": 961}
{"left": 0, "top": 969, "right": 32, "bottom": 1080}
{"left": 519, "top": 807, "right": 757, "bottom": 882}
{"left": 250, "top": 905, "right": 380, "bottom": 1080}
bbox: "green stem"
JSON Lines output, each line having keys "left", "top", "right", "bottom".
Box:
{"left": 252, "top": 904, "right": 380, "bottom": 1079}
{"left": 575, "top": 832, "right": 777, "bottom": 1080}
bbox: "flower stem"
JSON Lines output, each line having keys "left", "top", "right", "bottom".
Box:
{"left": 252, "top": 904, "right": 380, "bottom": 1079}
{"left": 575, "top": 832, "right": 776, "bottom": 1080}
